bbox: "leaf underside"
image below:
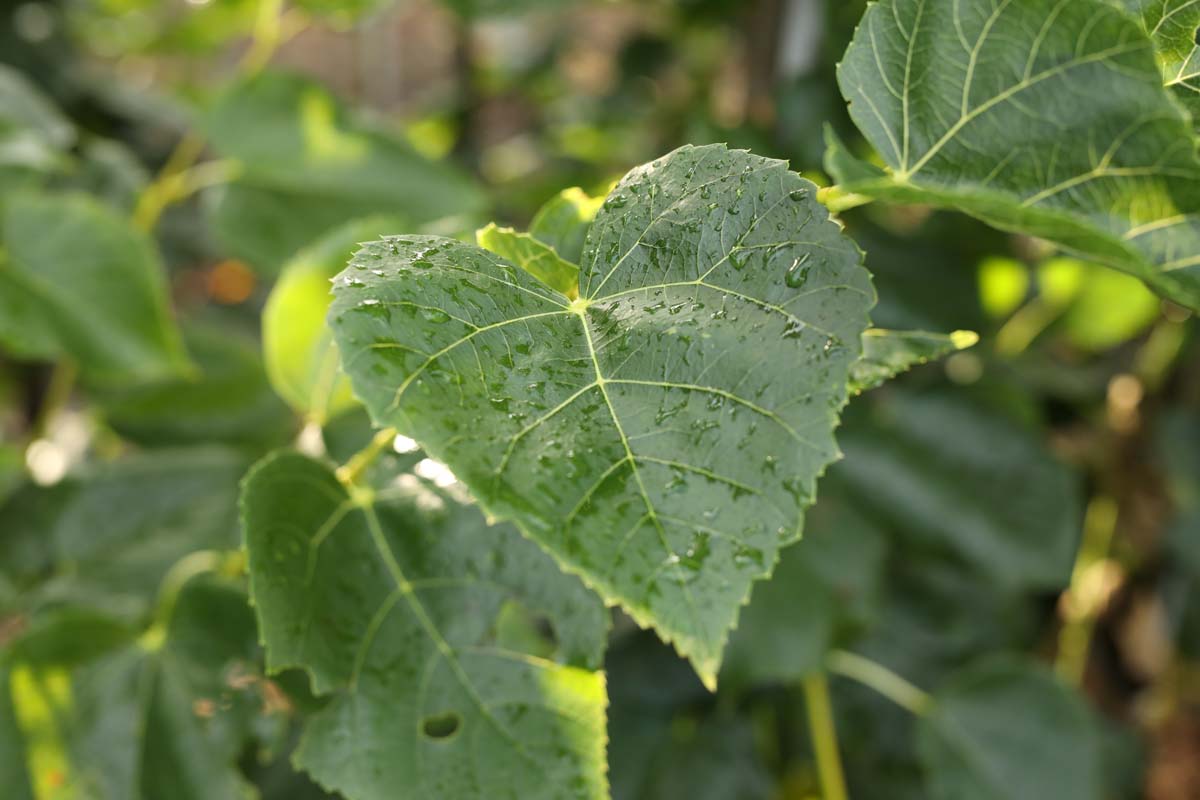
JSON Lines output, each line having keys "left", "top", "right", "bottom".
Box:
{"left": 330, "top": 143, "right": 875, "bottom": 686}
{"left": 832, "top": 0, "right": 1200, "bottom": 310}
{"left": 241, "top": 452, "right": 609, "bottom": 800}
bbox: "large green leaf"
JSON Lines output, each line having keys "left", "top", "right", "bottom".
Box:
{"left": 329, "top": 144, "right": 875, "bottom": 685}
{"left": 263, "top": 217, "right": 405, "bottom": 423}
{"left": 832, "top": 0, "right": 1200, "bottom": 310}
{"left": 0, "top": 192, "right": 190, "bottom": 382}
{"left": 0, "top": 64, "right": 73, "bottom": 189}
{"left": 204, "top": 72, "right": 485, "bottom": 273}
{"left": 241, "top": 451, "right": 609, "bottom": 800}
{"left": 918, "top": 657, "right": 1102, "bottom": 800}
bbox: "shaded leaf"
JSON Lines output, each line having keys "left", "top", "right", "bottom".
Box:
{"left": 1118, "top": 0, "right": 1200, "bottom": 125}
{"left": 0, "top": 192, "right": 190, "bottom": 382}
{"left": 329, "top": 144, "right": 874, "bottom": 685}
{"left": 837, "top": 388, "right": 1081, "bottom": 589}
{"left": 832, "top": 0, "right": 1200, "bottom": 309}
{"left": 241, "top": 451, "right": 609, "bottom": 800}
{"left": 204, "top": 72, "right": 485, "bottom": 273}
{"left": 918, "top": 657, "right": 1102, "bottom": 800}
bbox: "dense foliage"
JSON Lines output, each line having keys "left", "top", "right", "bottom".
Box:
{"left": 1, "top": 1, "right": 1199, "bottom": 798}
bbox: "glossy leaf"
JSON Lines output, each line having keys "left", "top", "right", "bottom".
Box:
{"left": 204, "top": 72, "right": 485, "bottom": 273}
{"left": 832, "top": 0, "right": 1200, "bottom": 310}
{"left": 241, "top": 451, "right": 609, "bottom": 800}
{"left": 918, "top": 657, "right": 1102, "bottom": 800}
{"left": 263, "top": 217, "right": 404, "bottom": 423}
{"left": 849, "top": 328, "right": 978, "bottom": 395}
{"left": 330, "top": 144, "right": 874, "bottom": 685}
{"left": 0, "top": 192, "right": 191, "bottom": 382}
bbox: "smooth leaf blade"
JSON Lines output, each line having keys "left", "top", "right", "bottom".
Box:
{"left": 476, "top": 222, "right": 581, "bottom": 298}
{"left": 0, "top": 192, "right": 191, "bottom": 382}
{"left": 529, "top": 187, "right": 606, "bottom": 265}
{"left": 241, "top": 452, "right": 609, "bottom": 800}
{"left": 330, "top": 144, "right": 874, "bottom": 686}
{"left": 833, "top": 0, "right": 1200, "bottom": 310}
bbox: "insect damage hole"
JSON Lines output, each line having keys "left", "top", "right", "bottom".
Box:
{"left": 421, "top": 711, "right": 462, "bottom": 740}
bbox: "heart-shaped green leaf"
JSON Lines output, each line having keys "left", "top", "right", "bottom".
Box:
{"left": 330, "top": 144, "right": 874, "bottom": 686}
{"left": 832, "top": 0, "right": 1200, "bottom": 310}
{"left": 241, "top": 451, "right": 609, "bottom": 800}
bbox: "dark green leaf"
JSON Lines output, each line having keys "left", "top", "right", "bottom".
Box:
{"left": 837, "top": 388, "right": 1081, "bottom": 590}
{"left": 833, "top": 0, "right": 1200, "bottom": 309}
{"left": 0, "top": 192, "right": 191, "bottom": 382}
{"left": 330, "top": 144, "right": 875, "bottom": 685}
{"left": 241, "top": 451, "right": 609, "bottom": 800}
{"left": 1118, "top": 0, "right": 1200, "bottom": 125}
{"left": 204, "top": 72, "right": 485, "bottom": 273}
{"left": 918, "top": 657, "right": 1102, "bottom": 800}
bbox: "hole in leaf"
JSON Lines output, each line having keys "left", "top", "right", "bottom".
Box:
{"left": 421, "top": 711, "right": 461, "bottom": 740}
{"left": 494, "top": 599, "right": 558, "bottom": 659}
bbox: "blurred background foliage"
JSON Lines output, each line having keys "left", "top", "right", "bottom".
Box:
{"left": 0, "top": 0, "right": 1198, "bottom": 797}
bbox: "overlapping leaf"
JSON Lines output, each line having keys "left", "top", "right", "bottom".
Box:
{"left": 329, "top": 144, "right": 874, "bottom": 685}
{"left": 832, "top": 0, "right": 1200, "bottom": 310}
{"left": 241, "top": 452, "right": 609, "bottom": 800}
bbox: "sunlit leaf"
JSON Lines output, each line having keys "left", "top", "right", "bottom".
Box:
{"left": 330, "top": 144, "right": 874, "bottom": 685}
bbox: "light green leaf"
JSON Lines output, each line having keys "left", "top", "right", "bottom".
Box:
{"left": 264, "top": 217, "right": 405, "bottom": 423}
{"left": 0, "top": 192, "right": 191, "bottom": 383}
{"left": 241, "top": 451, "right": 609, "bottom": 800}
{"left": 918, "top": 657, "right": 1102, "bottom": 800}
{"left": 832, "top": 0, "right": 1200, "bottom": 310}
{"left": 204, "top": 72, "right": 485, "bottom": 273}
{"left": 476, "top": 222, "right": 581, "bottom": 298}
{"left": 849, "top": 328, "right": 978, "bottom": 395}
{"left": 0, "top": 665, "right": 35, "bottom": 800}
{"left": 529, "top": 187, "right": 606, "bottom": 265}
{"left": 330, "top": 144, "right": 875, "bottom": 685}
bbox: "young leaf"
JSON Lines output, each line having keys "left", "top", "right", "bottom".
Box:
{"left": 918, "top": 657, "right": 1102, "bottom": 800}
{"left": 849, "top": 328, "right": 978, "bottom": 395}
{"left": 241, "top": 452, "right": 609, "bottom": 800}
{"left": 476, "top": 223, "right": 581, "bottom": 298}
{"left": 0, "top": 192, "right": 191, "bottom": 383}
{"left": 529, "top": 187, "right": 607, "bottom": 265}
{"left": 833, "top": 0, "right": 1200, "bottom": 310}
{"left": 263, "top": 217, "right": 404, "bottom": 424}
{"left": 329, "top": 144, "right": 875, "bottom": 686}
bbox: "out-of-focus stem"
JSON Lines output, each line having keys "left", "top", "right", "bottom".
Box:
{"left": 802, "top": 671, "right": 849, "bottom": 800}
